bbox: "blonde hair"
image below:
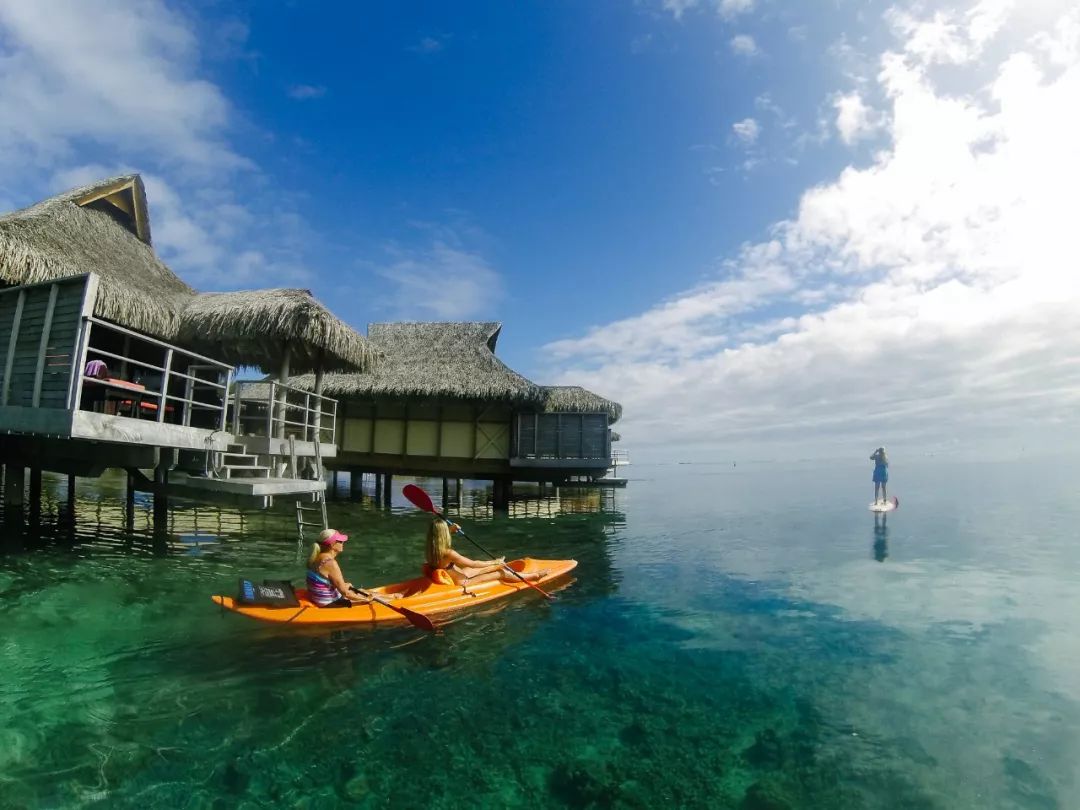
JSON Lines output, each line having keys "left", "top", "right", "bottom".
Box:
{"left": 425, "top": 519, "right": 452, "bottom": 568}
{"left": 308, "top": 529, "right": 340, "bottom": 567}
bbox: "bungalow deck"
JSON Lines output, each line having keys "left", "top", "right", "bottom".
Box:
{"left": 0, "top": 274, "right": 337, "bottom": 527}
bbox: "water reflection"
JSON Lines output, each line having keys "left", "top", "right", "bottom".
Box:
{"left": 873, "top": 512, "right": 889, "bottom": 562}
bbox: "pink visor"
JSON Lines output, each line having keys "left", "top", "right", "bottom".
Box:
{"left": 319, "top": 531, "right": 348, "bottom": 546}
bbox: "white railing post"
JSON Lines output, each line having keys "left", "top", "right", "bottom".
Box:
{"left": 158, "top": 348, "right": 173, "bottom": 423}
{"left": 232, "top": 381, "right": 242, "bottom": 435}
{"left": 219, "top": 370, "right": 232, "bottom": 431}
{"left": 266, "top": 382, "right": 275, "bottom": 438}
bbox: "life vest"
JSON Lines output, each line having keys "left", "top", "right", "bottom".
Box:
{"left": 422, "top": 563, "right": 454, "bottom": 586}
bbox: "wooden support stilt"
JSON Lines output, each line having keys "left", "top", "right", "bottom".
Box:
{"left": 383, "top": 474, "right": 393, "bottom": 508}
{"left": 492, "top": 477, "right": 511, "bottom": 513}
{"left": 153, "top": 461, "right": 169, "bottom": 538}
{"left": 28, "top": 467, "right": 41, "bottom": 529}
{"left": 374, "top": 472, "right": 382, "bottom": 504}
{"left": 4, "top": 464, "right": 24, "bottom": 525}
{"left": 67, "top": 473, "right": 76, "bottom": 512}
{"left": 442, "top": 478, "right": 449, "bottom": 509}
{"left": 125, "top": 469, "right": 136, "bottom": 532}
{"left": 456, "top": 479, "right": 463, "bottom": 506}
{"left": 350, "top": 469, "right": 364, "bottom": 499}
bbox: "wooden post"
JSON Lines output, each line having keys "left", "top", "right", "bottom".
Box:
{"left": 383, "top": 474, "right": 393, "bottom": 508}
{"left": 369, "top": 401, "right": 377, "bottom": 453}
{"left": 456, "top": 479, "right": 463, "bottom": 507}
{"left": 374, "top": 472, "right": 382, "bottom": 504}
{"left": 1, "top": 290, "right": 25, "bottom": 406}
{"left": 4, "top": 464, "right": 24, "bottom": 525}
{"left": 275, "top": 344, "right": 291, "bottom": 440}
{"left": 436, "top": 404, "right": 443, "bottom": 458}
{"left": 313, "top": 354, "right": 325, "bottom": 444}
{"left": 28, "top": 466, "right": 42, "bottom": 529}
{"left": 158, "top": 348, "right": 173, "bottom": 423}
{"left": 31, "top": 284, "right": 58, "bottom": 407}
{"left": 66, "top": 473, "right": 76, "bottom": 514}
{"left": 350, "top": 470, "right": 364, "bottom": 499}
{"left": 153, "top": 459, "right": 169, "bottom": 538}
{"left": 442, "top": 478, "right": 449, "bottom": 509}
{"left": 125, "top": 469, "right": 136, "bottom": 532}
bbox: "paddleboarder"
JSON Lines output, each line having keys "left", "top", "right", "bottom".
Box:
{"left": 870, "top": 447, "right": 889, "bottom": 505}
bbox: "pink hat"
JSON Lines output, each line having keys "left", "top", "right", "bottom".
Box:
{"left": 318, "top": 530, "right": 348, "bottom": 546}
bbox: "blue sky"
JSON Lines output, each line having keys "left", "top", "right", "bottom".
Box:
{"left": 1, "top": 0, "right": 1079, "bottom": 461}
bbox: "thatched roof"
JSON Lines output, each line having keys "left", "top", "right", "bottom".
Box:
{"left": 177, "top": 289, "right": 379, "bottom": 373}
{"left": 0, "top": 175, "right": 193, "bottom": 338}
{"left": 0, "top": 175, "right": 375, "bottom": 372}
{"left": 541, "top": 385, "right": 622, "bottom": 422}
{"left": 291, "top": 322, "right": 541, "bottom": 402}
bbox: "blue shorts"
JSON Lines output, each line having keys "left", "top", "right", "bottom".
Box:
{"left": 872, "top": 467, "right": 888, "bottom": 484}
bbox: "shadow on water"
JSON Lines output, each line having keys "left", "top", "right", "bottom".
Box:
{"left": 873, "top": 512, "right": 889, "bottom": 562}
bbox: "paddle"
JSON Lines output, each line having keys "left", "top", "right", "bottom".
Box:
{"left": 402, "top": 483, "right": 555, "bottom": 601}
{"left": 348, "top": 586, "right": 437, "bottom": 632}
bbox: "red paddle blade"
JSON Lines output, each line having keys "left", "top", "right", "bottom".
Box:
{"left": 398, "top": 606, "right": 437, "bottom": 632}
{"left": 402, "top": 484, "right": 436, "bottom": 513}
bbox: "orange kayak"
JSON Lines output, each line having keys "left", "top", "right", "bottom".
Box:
{"left": 211, "top": 558, "right": 577, "bottom": 626}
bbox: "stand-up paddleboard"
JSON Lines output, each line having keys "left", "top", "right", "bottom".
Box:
{"left": 869, "top": 496, "right": 899, "bottom": 513}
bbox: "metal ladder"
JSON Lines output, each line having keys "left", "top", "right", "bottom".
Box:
{"left": 294, "top": 429, "right": 328, "bottom": 555}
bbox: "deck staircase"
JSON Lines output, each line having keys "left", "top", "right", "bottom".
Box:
{"left": 219, "top": 443, "right": 272, "bottom": 479}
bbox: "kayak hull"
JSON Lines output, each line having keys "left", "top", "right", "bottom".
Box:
{"left": 211, "top": 557, "right": 576, "bottom": 626}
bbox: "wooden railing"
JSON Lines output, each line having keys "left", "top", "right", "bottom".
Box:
{"left": 231, "top": 380, "right": 337, "bottom": 444}
{"left": 75, "top": 317, "right": 233, "bottom": 430}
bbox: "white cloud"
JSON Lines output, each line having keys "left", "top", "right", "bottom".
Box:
{"left": 833, "top": 92, "right": 882, "bottom": 144}
{"left": 544, "top": 1, "right": 1080, "bottom": 461}
{"left": 661, "top": 0, "right": 754, "bottom": 20}
{"left": 287, "top": 84, "right": 327, "bottom": 100}
{"left": 718, "top": 0, "right": 755, "bottom": 20}
{"left": 731, "top": 117, "right": 760, "bottom": 144}
{"left": 661, "top": 0, "right": 698, "bottom": 20}
{"left": 729, "top": 34, "right": 759, "bottom": 58}
{"left": 366, "top": 232, "right": 504, "bottom": 320}
{"left": 0, "top": 0, "right": 244, "bottom": 171}
{"left": 409, "top": 35, "right": 447, "bottom": 54}
{"left": 0, "top": 0, "right": 328, "bottom": 293}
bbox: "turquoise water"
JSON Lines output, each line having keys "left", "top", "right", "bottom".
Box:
{"left": 1, "top": 458, "right": 1078, "bottom": 808}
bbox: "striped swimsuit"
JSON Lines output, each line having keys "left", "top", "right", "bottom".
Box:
{"left": 306, "top": 569, "right": 342, "bottom": 607}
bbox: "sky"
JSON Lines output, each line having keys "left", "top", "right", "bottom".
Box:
{"left": 0, "top": 0, "right": 1078, "bottom": 463}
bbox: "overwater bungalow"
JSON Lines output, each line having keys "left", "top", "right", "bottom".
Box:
{"left": 0, "top": 175, "right": 622, "bottom": 532}
{"left": 0, "top": 174, "right": 375, "bottom": 533}
{"left": 290, "top": 322, "right": 622, "bottom": 507}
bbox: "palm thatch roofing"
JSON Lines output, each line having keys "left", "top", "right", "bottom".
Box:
{"left": 0, "top": 175, "right": 375, "bottom": 372}
{"left": 0, "top": 175, "right": 193, "bottom": 338}
{"left": 177, "top": 289, "right": 379, "bottom": 373}
{"left": 291, "top": 321, "right": 623, "bottom": 422}
{"left": 541, "top": 385, "right": 622, "bottom": 422}
{"left": 291, "top": 322, "right": 540, "bottom": 402}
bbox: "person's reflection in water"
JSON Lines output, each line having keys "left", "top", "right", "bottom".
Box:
{"left": 873, "top": 512, "right": 889, "bottom": 562}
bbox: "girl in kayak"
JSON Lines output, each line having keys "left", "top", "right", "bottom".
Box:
{"left": 306, "top": 529, "right": 399, "bottom": 607}
{"left": 425, "top": 519, "right": 546, "bottom": 589}
{"left": 870, "top": 447, "right": 889, "bottom": 504}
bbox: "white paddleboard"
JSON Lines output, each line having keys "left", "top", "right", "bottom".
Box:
{"left": 869, "top": 496, "right": 899, "bottom": 513}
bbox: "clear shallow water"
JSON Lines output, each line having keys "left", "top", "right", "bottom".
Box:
{"left": 1, "top": 458, "right": 1078, "bottom": 808}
